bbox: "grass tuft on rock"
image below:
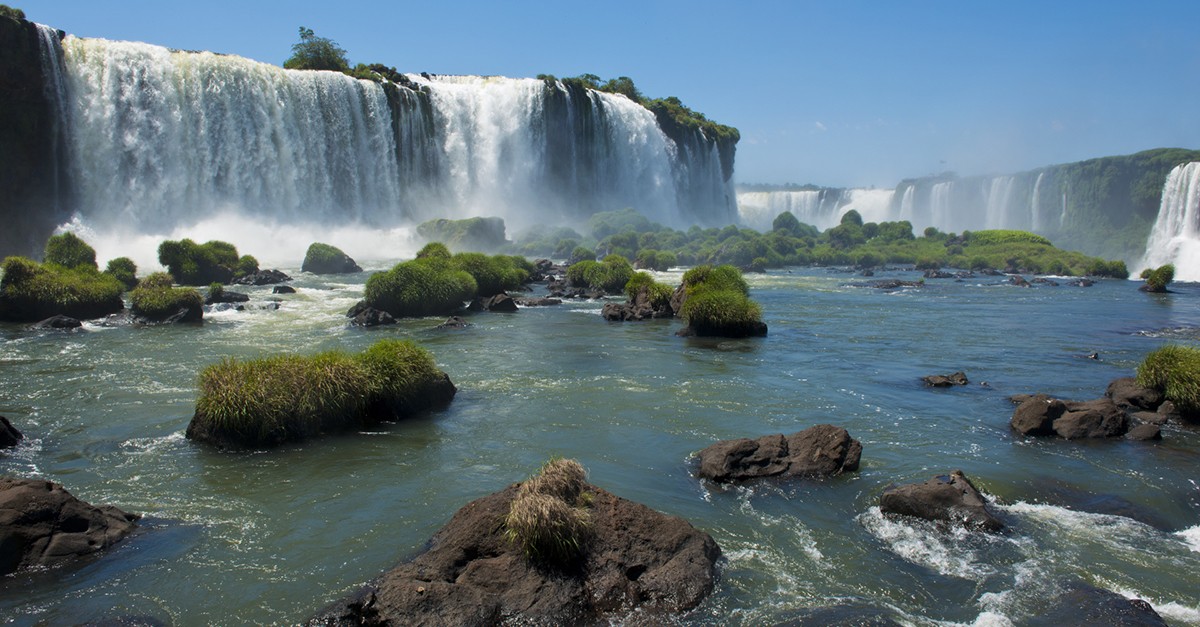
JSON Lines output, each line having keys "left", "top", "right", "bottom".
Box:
{"left": 158, "top": 239, "right": 259, "bottom": 285}
{"left": 129, "top": 272, "right": 203, "bottom": 321}
{"left": 103, "top": 257, "right": 138, "bottom": 290}
{"left": 189, "top": 339, "right": 454, "bottom": 447}
{"left": 677, "top": 264, "right": 765, "bottom": 337}
{"left": 1139, "top": 264, "right": 1175, "bottom": 293}
{"left": 504, "top": 458, "right": 593, "bottom": 565}
{"left": 566, "top": 254, "right": 634, "bottom": 293}
{"left": 0, "top": 255, "right": 124, "bottom": 322}
{"left": 1137, "top": 345, "right": 1200, "bottom": 418}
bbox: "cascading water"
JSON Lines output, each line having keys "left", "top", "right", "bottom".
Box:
{"left": 1030, "top": 171, "right": 1044, "bottom": 232}
{"left": 736, "top": 190, "right": 829, "bottom": 231}
{"left": 1140, "top": 162, "right": 1200, "bottom": 280}
{"left": 983, "top": 176, "right": 1016, "bottom": 229}
{"left": 33, "top": 35, "right": 735, "bottom": 266}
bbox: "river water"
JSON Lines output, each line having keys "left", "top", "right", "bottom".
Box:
{"left": 1, "top": 266, "right": 1198, "bottom": 625}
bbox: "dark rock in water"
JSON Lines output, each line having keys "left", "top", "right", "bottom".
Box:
{"left": 100, "top": 306, "right": 202, "bottom": 326}
{"left": 480, "top": 293, "right": 518, "bottom": 312}
{"left": 1126, "top": 423, "right": 1162, "bottom": 441}
{"left": 436, "top": 316, "right": 471, "bottom": 330}
{"left": 28, "top": 315, "right": 82, "bottom": 330}
{"left": 602, "top": 285, "right": 674, "bottom": 322}
{"left": 1131, "top": 410, "right": 1168, "bottom": 426}
{"left": 677, "top": 319, "right": 768, "bottom": 338}
{"left": 205, "top": 289, "right": 249, "bottom": 305}
{"left": 923, "top": 269, "right": 954, "bottom": 279}
{"left": 1106, "top": 377, "right": 1163, "bottom": 412}
{"left": 272, "top": 285, "right": 296, "bottom": 294}
{"left": 0, "top": 477, "right": 139, "bottom": 575}
{"left": 880, "top": 470, "right": 1003, "bottom": 531}
{"left": 1009, "top": 275, "right": 1032, "bottom": 287}
{"left": 922, "top": 371, "right": 968, "bottom": 387}
{"left": 0, "top": 416, "right": 22, "bottom": 448}
{"left": 1157, "top": 400, "right": 1181, "bottom": 423}
{"left": 695, "top": 424, "right": 862, "bottom": 483}
{"left": 979, "top": 268, "right": 1004, "bottom": 276}
{"left": 514, "top": 297, "right": 561, "bottom": 307}
{"left": 1031, "top": 581, "right": 1167, "bottom": 627}
{"left": 1067, "top": 278, "right": 1095, "bottom": 287}
{"left": 772, "top": 604, "right": 902, "bottom": 627}
{"left": 1031, "top": 277, "right": 1060, "bottom": 286}
{"left": 233, "top": 269, "right": 291, "bottom": 286}
{"left": 849, "top": 279, "right": 923, "bottom": 290}
{"left": 205, "top": 303, "right": 245, "bottom": 313}
{"left": 349, "top": 306, "right": 396, "bottom": 327}
{"left": 1011, "top": 394, "right": 1067, "bottom": 436}
{"left": 1055, "top": 398, "right": 1129, "bottom": 439}
{"left": 312, "top": 482, "right": 720, "bottom": 625}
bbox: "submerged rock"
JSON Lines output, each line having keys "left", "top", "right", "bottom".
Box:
{"left": 435, "top": 316, "right": 471, "bottom": 330}
{"left": 0, "top": 477, "right": 139, "bottom": 575}
{"left": 272, "top": 285, "right": 296, "bottom": 294}
{"left": 1033, "top": 581, "right": 1167, "bottom": 626}
{"left": 772, "top": 604, "right": 902, "bottom": 627}
{"left": 346, "top": 301, "right": 395, "bottom": 327}
{"left": 205, "top": 289, "right": 249, "bottom": 305}
{"left": 695, "top": 424, "right": 862, "bottom": 483}
{"left": 0, "top": 416, "right": 22, "bottom": 448}
{"left": 922, "top": 371, "right": 968, "bottom": 387}
{"left": 879, "top": 470, "right": 1003, "bottom": 531}
{"left": 28, "top": 315, "right": 82, "bottom": 331}
{"left": 312, "top": 481, "right": 720, "bottom": 625}
{"left": 233, "top": 269, "right": 291, "bottom": 286}
{"left": 514, "top": 297, "right": 562, "bottom": 307}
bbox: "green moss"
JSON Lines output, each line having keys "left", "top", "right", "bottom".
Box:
{"left": 190, "top": 339, "right": 452, "bottom": 447}
{"left": 43, "top": 232, "right": 97, "bottom": 270}
{"left": 1137, "top": 345, "right": 1200, "bottom": 418}
{"left": 129, "top": 272, "right": 203, "bottom": 321}
{"left": 0, "top": 256, "right": 124, "bottom": 321}
{"left": 301, "top": 243, "right": 361, "bottom": 274}
{"left": 364, "top": 259, "right": 477, "bottom": 317}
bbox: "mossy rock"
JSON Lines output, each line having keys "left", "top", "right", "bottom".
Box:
{"left": 301, "top": 242, "right": 361, "bottom": 274}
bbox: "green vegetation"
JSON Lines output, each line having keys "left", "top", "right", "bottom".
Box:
{"left": 0, "top": 255, "right": 124, "bottom": 321}
{"left": 504, "top": 458, "right": 593, "bottom": 564}
{"left": 1137, "top": 345, "right": 1200, "bottom": 420}
{"left": 190, "top": 338, "right": 451, "bottom": 447}
{"left": 566, "top": 254, "right": 634, "bottom": 293}
{"left": 0, "top": 5, "right": 24, "bottom": 19}
{"left": 302, "top": 242, "right": 361, "bottom": 274}
{"left": 283, "top": 26, "right": 349, "bottom": 72}
{"left": 416, "top": 217, "right": 508, "bottom": 252}
{"left": 43, "top": 232, "right": 96, "bottom": 269}
{"left": 129, "top": 272, "right": 203, "bottom": 322}
{"left": 362, "top": 244, "right": 535, "bottom": 316}
{"left": 158, "top": 239, "right": 258, "bottom": 285}
{"left": 677, "top": 265, "right": 765, "bottom": 337}
{"left": 103, "top": 257, "right": 138, "bottom": 290}
{"left": 449, "top": 252, "right": 529, "bottom": 296}
{"left": 1140, "top": 264, "right": 1175, "bottom": 292}
{"left": 625, "top": 271, "right": 674, "bottom": 310}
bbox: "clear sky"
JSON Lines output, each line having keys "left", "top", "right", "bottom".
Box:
{"left": 20, "top": 0, "right": 1200, "bottom": 188}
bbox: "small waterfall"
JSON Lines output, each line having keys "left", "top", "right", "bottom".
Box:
{"left": 737, "top": 190, "right": 828, "bottom": 230}
{"left": 1030, "top": 171, "right": 1044, "bottom": 231}
{"left": 35, "top": 23, "right": 69, "bottom": 212}
{"left": 898, "top": 184, "right": 916, "bottom": 222}
{"left": 930, "top": 182, "right": 954, "bottom": 231}
{"left": 983, "top": 176, "right": 1016, "bottom": 229}
{"left": 1141, "top": 162, "right": 1200, "bottom": 280}
{"left": 838, "top": 188, "right": 895, "bottom": 224}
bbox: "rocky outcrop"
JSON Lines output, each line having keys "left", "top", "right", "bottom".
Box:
{"left": 346, "top": 302, "right": 396, "bottom": 327}
{"left": 1012, "top": 377, "right": 1169, "bottom": 440}
{"left": 272, "top": 285, "right": 296, "bottom": 294}
{"left": 922, "top": 371, "right": 968, "bottom": 387}
{"left": 233, "top": 269, "right": 292, "bottom": 286}
{"left": 1106, "top": 378, "right": 1164, "bottom": 412}
{"left": 1053, "top": 399, "right": 1129, "bottom": 439}
{"left": 301, "top": 244, "right": 362, "bottom": 274}
{"left": 0, "top": 477, "right": 139, "bottom": 575}
{"left": 313, "top": 481, "right": 720, "bottom": 625}
{"left": 695, "top": 425, "right": 862, "bottom": 483}
{"left": 0, "top": 416, "right": 22, "bottom": 448}
{"left": 28, "top": 315, "right": 82, "bottom": 330}
{"left": 1036, "top": 581, "right": 1166, "bottom": 626}
{"left": 514, "top": 297, "right": 561, "bottom": 307}
{"left": 205, "top": 289, "right": 249, "bottom": 305}
{"left": 479, "top": 293, "right": 518, "bottom": 312}
{"left": 879, "top": 470, "right": 1003, "bottom": 531}
{"left": 601, "top": 285, "right": 674, "bottom": 322}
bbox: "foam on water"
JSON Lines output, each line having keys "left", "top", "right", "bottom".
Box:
{"left": 857, "top": 506, "right": 999, "bottom": 580}
{"left": 1178, "top": 525, "right": 1200, "bottom": 553}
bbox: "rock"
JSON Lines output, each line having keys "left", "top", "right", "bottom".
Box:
{"left": 1131, "top": 410, "right": 1168, "bottom": 426}
{"left": 922, "top": 371, "right": 968, "bottom": 387}
{"left": 0, "top": 477, "right": 139, "bottom": 575}
{"left": 1054, "top": 398, "right": 1129, "bottom": 439}
{"left": 879, "top": 470, "right": 1003, "bottom": 531}
{"left": 1106, "top": 377, "right": 1163, "bottom": 411}
{"left": 1009, "top": 275, "right": 1032, "bottom": 287}
{"left": 313, "top": 482, "right": 720, "bottom": 625}
{"left": 1126, "top": 424, "right": 1161, "bottom": 441}
{"left": 272, "top": 285, "right": 296, "bottom": 294}
{"left": 1157, "top": 400, "right": 1180, "bottom": 423}
{"left": 481, "top": 293, "right": 518, "bottom": 312}
{"left": 1031, "top": 277, "right": 1060, "bottom": 286}
{"left": 514, "top": 297, "right": 561, "bottom": 307}
{"left": 0, "top": 416, "right": 22, "bottom": 448}
{"left": 603, "top": 285, "right": 675, "bottom": 322}
{"left": 205, "top": 289, "right": 249, "bottom": 305}
{"left": 28, "top": 315, "right": 82, "bottom": 330}
{"left": 848, "top": 279, "right": 924, "bottom": 290}
{"left": 349, "top": 306, "right": 396, "bottom": 328}
{"left": 1035, "top": 581, "right": 1167, "bottom": 626}
{"left": 1067, "top": 278, "right": 1095, "bottom": 287}
{"left": 772, "top": 605, "right": 902, "bottom": 627}
{"left": 1011, "top": 394, "right": 1067, "bottom": 436}
{"left": 923, "top": 269, "right": 954, "bottom": 279}
{"left": 695, "top": 424, "right": 862, "bottom": 483}
{"left": 233, "top": 269, "right": 291, "bottom": 286}
{"left": 301, "top": 245, "right": 361, "bottom": 274}
{"left": 435, "top": 316, "right": 471, "bottom": 329}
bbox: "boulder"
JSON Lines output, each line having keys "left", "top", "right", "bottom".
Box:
{"left": 514, "top": 297, "right": 561, "bottom": 307}
{"left": 1054, "top": 399, "right": 1129, "bottom": 439}
{"left": 1035, "top": 581, "right": 1166, "bottom": 626}
{"left": 848, "top": 279, "right": 924, "bottom": 290}
{"left": 1106, "top": 378, "right": 1163, "bottom": 412}
{"left": 233, "top": 269, "right": 291, "bottom": 286}
{"left": 313, "top": 482, "right": 720, "bottom": 625}
{"left": 205, "top": 289, "right": 249, "bottom": 305}
{"left": 1131, "top": 410, "right": 1168, "bottom": 426}
{"left": 0, "top": 477, "right": 139, "bottom": 575}
{"left": 1011, "top": 394, "right": 1067, "bottom": 436}
{"left": 435, "top": 316, "right": 471, "bottom": 330}
{"left": 922, "top": 371, "right": 968, "bottom": 387}
{"left": 1067, "top": 279, "right": 1096, "bottom": 287}
{"left": 272, "top": 285, "right": 296, "bottom": 294}
{"left": 879, "top": 470, "right": 1003, "bottom": 531}
{"left": 1125, "top": 424, "right": 1161, "bottom": 441}
{"left": 923, "top": 269, "right": 954, "bottom": 279}
{"left": 481, "top": 293, "right": 519, "bottom": 312}
{"left": 1157, "top": 400, "right": 1180, "bottom": 423}
{"left": 603, "top": 285, "right": 675, "bottom": 322}
{"left": 301, "top": 246, "right": 361, "bottom": 274}
{"left": 1009, "top": 275, "right": 1031, "bottom": 288}
{"left": 28, "top": 315, "right": 82, "bottom": 330}
{"left": 349, "top": 307, "right": 396, "bottom": 328}
{"left": 695, "top": 425, "right": 862, "bottom": 483}
{"left": 0, "top": 416, "right": 22, "bottom": 448}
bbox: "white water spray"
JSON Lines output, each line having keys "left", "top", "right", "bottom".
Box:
{"left": 1140, "top": 162, "right": 1200, "bottom": 280}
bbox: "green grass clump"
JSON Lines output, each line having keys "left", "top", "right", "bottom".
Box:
{"left": 450, "top": 252, "right": 529, "bottom": 296}
{"left": 504, "top": 458, "right": 593, "bottom": 565}
{"left": 158, "top": 239, "right": 258, "bottom": 285}
{"left": 625, "top": 271, "right": 674, "bottom": 310}
{"left": 44, "top": 232, "right": 97, "bottom": 270}
{"left": 103, "top": 257, "right": 138, "bottom": 290}
{"left": 966, "top": 230, "right": 1053, "bottom": 246}
{"left": 678, "top": 264, "right": 764, "bottom": 337}
{"left": 190, "top": 339, "right": 452, "bottom": 447}
{"left": 566, "top": 255, "right": 633, "bottom": 293}
{"left": 1140, "top": 264, "right": 1175, "bottom": 292}
{"left": 0, "top": 255, "right": 125, "bottom": 321}
{"left": 1136, "top": 345, "right": 1200, "bottom": 418}
{"left": 682, "top": 264, "right": 749, "bottom": 295}
{"left": 129, "top": 272, "right": 203, "bottom": 321}
{"left": 364, "top": 258, "right": 477, "bottom": 318}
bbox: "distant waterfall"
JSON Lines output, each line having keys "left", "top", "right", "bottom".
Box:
{"left": 1030, "top": 172, "right": 1045, "bottom": 232}
{"left": 737, "top": 190, "right": 837, "bottom": 230}
{"left": 1141, "top": 162, "right": 1200, "bottom": 281}
{"left": 44, "top": 35, "right": 735, "bottom": 259}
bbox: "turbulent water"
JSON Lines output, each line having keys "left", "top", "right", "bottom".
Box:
{"left": 1142, "top": 162, "right": 1200, "bottom": 281}
{"left": 2, "top": 266, "right": 1199, "bottom": 625}
{"left": 38, "top": 33, "right": 735, "bottom": 266}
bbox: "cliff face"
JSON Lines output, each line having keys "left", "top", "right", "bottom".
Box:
{"left": 0, "top": 16, "right": 69, "bottom": 259}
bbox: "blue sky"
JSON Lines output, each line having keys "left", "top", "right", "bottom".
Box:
{"left": 21, "top": 0, "right": 1200, "bottom": 188}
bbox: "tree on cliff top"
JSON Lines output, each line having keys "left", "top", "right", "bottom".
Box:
{"left": 0, "top": 5, "right": 24, "bottom": 20}
{"left": 283, "top": 26, "right": 349, "bottom": 72}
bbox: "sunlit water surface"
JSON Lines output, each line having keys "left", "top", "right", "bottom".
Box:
{"left": 1, "top": 267, "right": 1198, "bottom": 625}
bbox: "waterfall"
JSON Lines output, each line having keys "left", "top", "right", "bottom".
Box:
{"left": 838, "top": 189, "right": 895, "bottom": 224}
{"left": 32, "top": 35, "right": 734, "bottom": 265}
{"left": 35, "top": 23, "right": 69, "bottom": 213}
{"left": 898, "top": 185, "right": 916, "bottom": 222}
{"left": 1030, "top": 171, "right": 1044, "bottom": 232}
{"left": 737, "top": 190, "right": 827, "bottom": 230}
{"left": 1141, "top": 162, "right": 1200, "bottom": 281}
{"left": 930, "top": 182, "right": 954, "bottom": 231}
{"left": 983, "top": 176, "right": 1016, "bottom": 229}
